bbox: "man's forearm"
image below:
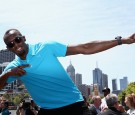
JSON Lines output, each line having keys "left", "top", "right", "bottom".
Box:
{"left": 0, "top": 72, "right": 10, "bottom": 90}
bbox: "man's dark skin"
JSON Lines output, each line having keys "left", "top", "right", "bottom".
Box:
{"left": 103, "top": 90, "right": 110, "bottom": 97}
{"left": 0, "top": 29, "right": 135, "bottom": 90}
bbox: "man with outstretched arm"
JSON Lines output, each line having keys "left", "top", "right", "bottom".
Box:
{"left": 0, "top": 29, "right": 135, "bottom": 115}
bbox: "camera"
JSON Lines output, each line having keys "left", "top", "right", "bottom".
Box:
{"left": 21, "top": 98, "right": 32, "bottom": 110}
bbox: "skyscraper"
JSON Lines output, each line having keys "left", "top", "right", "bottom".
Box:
{"left": 120, "top": 77, "right": 128, "bottom": 90}
{"left": 66, "top": 61, "right": 75, "bottom": 83}
{"left": 75, "top": 73, "right": 82, "bottom": 86}
{"left": 93, "top": 68, "right": 102, "bottom": 94}
{"left": 102, "top": 73, "right": 108, "bottom": 89}
{"left": 112, "top": 79, "right": 118, "bottom": 91}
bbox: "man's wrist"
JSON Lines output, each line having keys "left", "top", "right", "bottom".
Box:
{"left": 115, "top": 36, "right": 122, "bottom": 45}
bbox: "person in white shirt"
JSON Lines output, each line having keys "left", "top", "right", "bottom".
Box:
{"left": 125, "top": 93, "right": 135, "bottom": 115}
{"left": 100, "top": 87, "right": 110, "bottom": 111}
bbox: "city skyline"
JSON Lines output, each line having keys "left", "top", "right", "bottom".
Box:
{"left": 0, "top": 0, "right": 135, "bottom": 91}
{"left": 65, "top": 61, "right": 128, "bottom": 90}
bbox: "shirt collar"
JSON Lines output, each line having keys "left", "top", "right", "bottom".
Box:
{"left": 28, "top": 44, "right": 36, "bottom": 56}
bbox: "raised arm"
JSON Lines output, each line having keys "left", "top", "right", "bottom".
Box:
{"left": 66, "top": 33, "right": 135, "bottom": 56}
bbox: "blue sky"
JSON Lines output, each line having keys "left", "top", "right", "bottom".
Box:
{"left": 0, "top": 0, "right": 135, "bottom": 90}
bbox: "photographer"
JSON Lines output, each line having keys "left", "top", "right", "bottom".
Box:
{"left": 1, "top": 100, "right": 11, "bottom": 115}
{"left": 16, "top": 98, "right": 38, "bottom": 115}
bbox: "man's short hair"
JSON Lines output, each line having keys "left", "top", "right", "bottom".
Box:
{"left": 105, "top": 94, "right": 118, "bottom": 107}
{"left": 102, "top": 87, "right": 110, "bottom": 93}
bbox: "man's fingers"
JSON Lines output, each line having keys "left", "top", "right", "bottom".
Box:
{"left": 18, "top": 64, "right": 31, "bottom": 69}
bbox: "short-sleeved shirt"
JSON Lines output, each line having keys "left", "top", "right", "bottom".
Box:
{"left": 3, "top": 41, "right": 83, "bottom": 109}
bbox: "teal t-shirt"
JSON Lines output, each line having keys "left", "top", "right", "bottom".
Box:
{"left": 3, "top": 41, "right": 83, "bottom": 109}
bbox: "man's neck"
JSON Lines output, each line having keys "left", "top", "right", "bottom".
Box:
{"left": 20, "top": 44, "right": 29, "bottom": 60}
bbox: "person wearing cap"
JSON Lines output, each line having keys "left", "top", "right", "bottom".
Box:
{"left": 100, "top": 87, "right": 110, "bottom": 111}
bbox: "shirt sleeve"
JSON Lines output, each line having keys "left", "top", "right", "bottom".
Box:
{"left": 2, "top": 60, "right": 19, "bottom": 83}
{"left": 43, "top": 41, "right": 68, "bottom": 57}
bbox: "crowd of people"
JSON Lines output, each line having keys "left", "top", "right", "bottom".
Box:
{"left": 0, "top": 96, "right": 39, "bottom": 115}
{"left": 82, "top": 87, "right": 135, "bottom": 115}
{"left": 0, "top": 90, "right": 135, "bottom": 115}
{"left": 0, "top": 29, "right": 135, "bottom": 115}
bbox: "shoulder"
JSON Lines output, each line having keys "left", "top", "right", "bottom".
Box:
{"left": 30, "top": 41, "right": 66, "bottom": 50}
{"left": 3, "top": 59, "right": 20, "bottom": 73}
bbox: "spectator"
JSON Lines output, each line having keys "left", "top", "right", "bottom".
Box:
{"left": 117, "top": 101, "right": 126, "bottom": 113}
{"left": 1, "top": 100, "right": 11, "bottom": 115}
{"left": 125, "top": 93, "right": 135, "bottom": 115}
{"left": 97, "top": 94, "right": 128, "bottom": 115}
{"left": 100, "top": 87, "right": 110, "bottom": 110}
{"left": 82, "top": 95, "right": 91, "bottom": 115}
{"left": 89, "top": 95, "right": 102, "bottom": 115}
{"left": 16, "top": 98, "right": 38, "bottom": 115}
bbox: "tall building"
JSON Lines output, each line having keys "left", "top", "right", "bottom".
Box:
{"left": 66, "top": 61, "right": 75, "bottom": 83}
{"left": 93, "top": 68, "right": 102, "bottom": 94}
{"left": 75, "top": 73, "right": 82, "bottom": 86}
{"left": 102, "top": 73, "right": 108, "bottom": 89}
{"left": 0, "top": 49, "right": 15, "bottom": 63}
{"left": 78, "top": 84, "right": 90, "bottom": 99}
{"left": 120, "top": 77, "right": 128, "bottom": 90}
{"left": 112, "top": 79, "right": 118, "bottom": 91}
{"left": 0, "top": 49, "right": 15, "bottom": 73}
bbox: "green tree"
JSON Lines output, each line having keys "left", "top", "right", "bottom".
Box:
{"left": 118, "top": 82, "right": 135, "bottom": 102}
{"left": 13, "top": 96, "right": 21, "bottom": 105}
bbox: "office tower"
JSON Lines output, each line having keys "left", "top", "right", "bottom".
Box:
{"left": 66, "top": 61, "right": 75, "bottom": 83}
{"left": 120, "top": 77, "right": 128, "bottom": 90}
{"left": 93, "top": 68, "right": 102, "bottom": 94}
{"left": 75, "top": 73, "right": 82, "bottom": 86}
{"left": 102, "top": 73, "right": 108, "bottom": 89}
{"left": 112, "top": 79, "right": 118, "bottom": 91}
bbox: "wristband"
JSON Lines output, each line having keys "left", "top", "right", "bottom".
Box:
{"left": 115, "top": 36, "right": 122, "bottom": 45}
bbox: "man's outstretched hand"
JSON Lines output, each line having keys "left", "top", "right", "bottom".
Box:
{"left": 7, "top": 64, "right": 30, "bottom": 77}
{"left": 125, "top": 33, "right": 135, "bottom": 44}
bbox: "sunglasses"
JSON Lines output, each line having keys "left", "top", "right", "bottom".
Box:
{"left": 6, "top": 36, "right": 24, "bottom": 48}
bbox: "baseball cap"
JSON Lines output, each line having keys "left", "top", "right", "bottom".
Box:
{"left": 102, "top": 87, "right": 110, "bottom": 92}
